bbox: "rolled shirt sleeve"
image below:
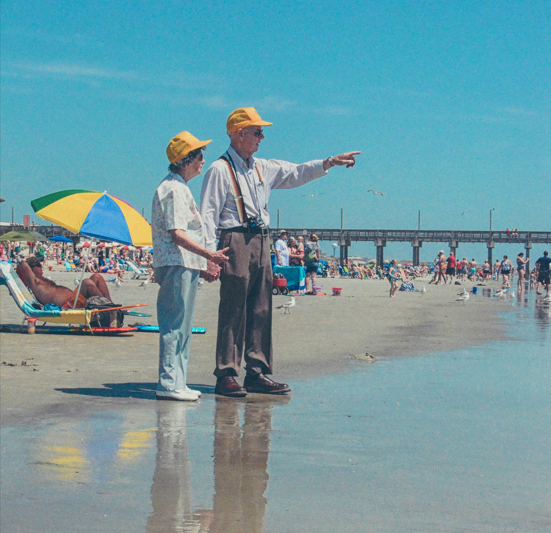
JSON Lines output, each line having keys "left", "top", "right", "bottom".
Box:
{"left": 261, "top": 159, "right": 327, "bottom": 191}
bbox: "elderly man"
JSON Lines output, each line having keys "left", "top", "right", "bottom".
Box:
{"left": 200, "top": 107, "right": 360, "bottom": 397}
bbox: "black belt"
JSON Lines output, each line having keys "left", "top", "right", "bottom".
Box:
{"left": 222, "top": 226, "right": 270, "bottom": 236}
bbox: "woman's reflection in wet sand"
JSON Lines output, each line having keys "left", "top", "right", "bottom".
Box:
{"left": 147, "top": 402, "right": 210, "bottom": 532}
{"left": 147, "top": 395, "right": 289, "bottom": 533}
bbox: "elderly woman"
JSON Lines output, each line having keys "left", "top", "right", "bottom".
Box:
{"left": 152, "top": 131, "right": 229, "bottom": 402}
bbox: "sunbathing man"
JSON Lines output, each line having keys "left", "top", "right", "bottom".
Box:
{"left": 16, "top": 257, "right": 113, "bottom": 309}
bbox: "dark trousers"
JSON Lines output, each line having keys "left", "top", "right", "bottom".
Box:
{"left": 215, "top": 231, "right": 273, "bottom": 377}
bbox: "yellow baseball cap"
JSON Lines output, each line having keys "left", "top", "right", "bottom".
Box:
{"left": 226, "top": 107, "right": 273, "bottom": 133}
{"left": 166, "top": 131, "right": 212, "bottom": 163}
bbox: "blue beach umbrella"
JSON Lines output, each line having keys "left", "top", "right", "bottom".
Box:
{"left": 49, "top": 235, "right": 73, "bottom": 243}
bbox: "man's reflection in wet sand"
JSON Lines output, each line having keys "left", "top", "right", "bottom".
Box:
{"left": 147, "top": 395, "right": 289, "bottom": 533}
{"left": 211, "top": 396, "right": 289, "bottom": 533}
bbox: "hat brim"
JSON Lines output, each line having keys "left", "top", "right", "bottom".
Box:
{"left": 228, "top": 120, "right": 273, "bottom": 133}
{"left": 175, "top": 139, "right": 212, "bottom": 162}
{"left": 249, "top": 120, "right": 273, "bottom": 127}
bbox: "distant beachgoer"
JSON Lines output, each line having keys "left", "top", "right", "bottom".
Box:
{"left": 297, "top": 236, "right": 305, "bottom": 266}
{"left": 482, "top": 259, "right": 491, "bottom": 280}
{"left": 274, "top": 230, "right": 289, "bottom": 267}
{"left": 437, "top": 251, "right": 447, "bottom": 284}
{"left": 469, "top": 258, "right": 477, "bottom": 281}
{"left": 16, "top": 257, "right": 113, "bottom": 309}
{"left": 304, "top": 233, "right": 321, "bottom": 294}
{"left": 493, "top": 259, "right": 501, "bottom": 280}
{"left": 445, "top": 252, "right": 456, "bottom": 284}
{"left": 535, "top": 251, "right": 551, "bottom": 296}
{"left": 516, "top": 253, "right": 529, "bottom": 291}
{"left": 287, "top": 237, "right": 303, "bottom": 267}
{"left": 388, "top": 259, "right": 402, "bottom": 298}
{"left": 500, "top": 255, "right": 512, "bottom": 286}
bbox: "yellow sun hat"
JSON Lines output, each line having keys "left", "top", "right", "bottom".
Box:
{"left": 226, "top": 107, "right": 273, "bottom": 133}
{"left": 166, "top": 131, "right": 212, "bottom": 163}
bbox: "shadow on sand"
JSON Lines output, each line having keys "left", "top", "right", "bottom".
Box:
{"left": 55, "top": 382, "right": 215, "bottom": 399}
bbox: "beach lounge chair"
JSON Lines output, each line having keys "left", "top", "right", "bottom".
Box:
{"left": 0, "top": 261, "right": 146, "bottom": 330}
{"left": 125, "top": 259, "right": 150, "bottom": 280}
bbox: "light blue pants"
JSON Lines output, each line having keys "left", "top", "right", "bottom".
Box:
{"left": 155, "top": 266, "right": 199, "bottom": 392}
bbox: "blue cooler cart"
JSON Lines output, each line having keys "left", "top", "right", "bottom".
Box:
{"left": 273, "top": 266, "right": 306, "bottom": 294}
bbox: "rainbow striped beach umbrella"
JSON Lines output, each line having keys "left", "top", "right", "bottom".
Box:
{"left": 31, "top": 190, "right": 152, "bottom": 246}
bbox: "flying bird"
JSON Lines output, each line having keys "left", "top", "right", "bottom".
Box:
{"left": 301, "top": 193, "right": 324, "bottom": 198}
{"left": 461, "top": 210, "right": 470, "bottom": 215}
{"left": 367, "top": 190, "right": 384, "bottom": 196}
{"left": 276, "top": 297, "right": 296, "bottom": 314}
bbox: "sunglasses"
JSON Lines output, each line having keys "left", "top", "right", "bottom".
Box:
{"left": 189, "top": 148, "right": 204, "bottom": 161}
{"left": 245, "top": 128, "right": 264, "bottom": 138}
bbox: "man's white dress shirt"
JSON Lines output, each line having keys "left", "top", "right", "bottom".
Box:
{"left": 200, "top": 146, "right": 327, "bottom": 250}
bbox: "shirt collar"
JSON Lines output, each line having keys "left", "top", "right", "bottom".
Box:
{"left": 227, "top": 146, "right": 255, "bottom": 170}
{"left": 168, "top": 171, "right": 188, "bottom": 186}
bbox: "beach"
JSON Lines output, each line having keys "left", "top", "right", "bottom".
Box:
{"left": 2, "top": 272, "right": 550, "bottom": 533}
{"left": 1, "top": 272, "right": 511, "bottom": 425}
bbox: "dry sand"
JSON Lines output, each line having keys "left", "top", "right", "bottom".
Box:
{"left": 0, "top": 271, "right": 512, "bottom": 426}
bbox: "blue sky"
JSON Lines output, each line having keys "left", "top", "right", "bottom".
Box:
{"left": 1, "top": 0, "right": 549, "bottom": 260}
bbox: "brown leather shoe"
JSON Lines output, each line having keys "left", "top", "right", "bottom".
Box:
{"left": 215, "top": 376, "right": 247, "bottom": 397}
{"left": 244, "top": 373, "right": 291, "bottom": 394}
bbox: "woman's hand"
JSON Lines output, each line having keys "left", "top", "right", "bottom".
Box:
{"left": 207, "top": 247, "right": 230, "bottom": 265}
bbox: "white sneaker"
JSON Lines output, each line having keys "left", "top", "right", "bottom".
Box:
{"left": 185, "top": 386, "right": 202, "bottom": 397}
{"left": 156, "top": 389, "right": 199, "bottom": 401}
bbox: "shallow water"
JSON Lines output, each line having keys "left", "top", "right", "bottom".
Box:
{"left": 1, "top": 291, "right": 550, "bottom": 532}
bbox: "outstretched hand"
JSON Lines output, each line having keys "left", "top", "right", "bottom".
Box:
{"left": 325, "top": 151, "right": 362, "bottom": 170}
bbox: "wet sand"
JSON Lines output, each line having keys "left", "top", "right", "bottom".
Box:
{"left": 3, "top": 272, "right": 548, "bottom": 533}
{"left": 1, "top": 271, "right": 511, "bottom": 426}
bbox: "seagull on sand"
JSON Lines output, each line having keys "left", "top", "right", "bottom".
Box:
{"left": 367, "top": 190, "right": 384, "bottom": 196}
{"left": 457, "top": 288, "right": 468, "bottom": 297}
{"left": 276, "top": 297, "right": 296, "bottom": 314}
{"left": 543, "top": 294, "right": 551, "bottom": 302}
{"left": 456, "top": 292, "right": 469, "bottom": 304}
{"left": 139, "top": 279, "right": 150, "bottom": 289}
{"left": 495, "top": 289, "right": 504, "bottom": 297}
{"left": 421, "top": 285, "right": 426, "bottom": 294}
{"left": 113, "top": 277, "right": 122, "bottom": 289}
{"left": 74, "top": 278, "right": 81, "bottom": 287}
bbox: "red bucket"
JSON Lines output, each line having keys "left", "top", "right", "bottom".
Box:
{"left": 48, "top": 266, "right": 53, "bottom": 271}
{"left": 332, "top": 287, "right": 342, "bottom": 296}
